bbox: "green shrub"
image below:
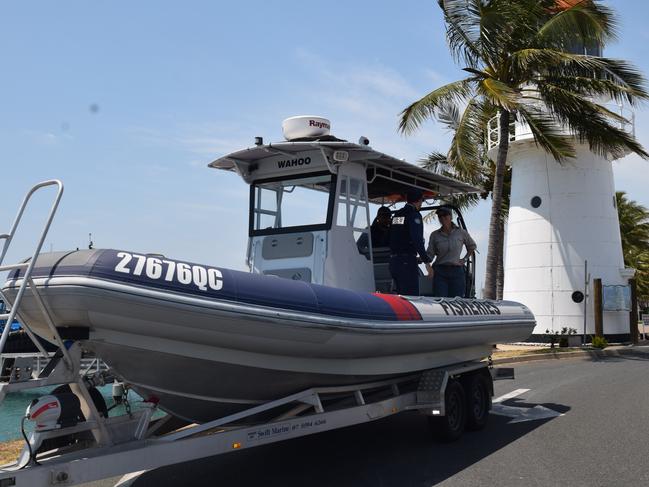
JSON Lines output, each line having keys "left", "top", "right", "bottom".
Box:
{"left": 548, "top": 327, "right": 578, "bottom": 348}
{"left": 591, "top": 336, "right": 609, "bottom": 349}
{"left": 545, "top": 328, "right": 559, "bottom": 348}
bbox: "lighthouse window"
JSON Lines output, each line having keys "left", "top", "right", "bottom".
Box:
{"left": 531, "top": 196, "right": 542, "bottom": 208}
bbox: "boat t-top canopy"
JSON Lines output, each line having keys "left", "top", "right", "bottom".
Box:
{"left": 209, "top": 139, "right": 482, "bottom": 202}
{"left": 207, "top": 117, "right": 481, "bottom": 294}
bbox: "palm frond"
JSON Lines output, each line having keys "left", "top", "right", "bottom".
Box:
{"left": 478, "top": 0, "right": 541, "bottom": 60}
{"left": 462, "top": 67, "right": 490, "bottom": 78}
{"left": 512, "top": 49, "right": 649, "bottom": 102}
{"left": 536, "top": 0, "right": 617, "bottom": 47}
{"left": 476, "top": 78, "right": 519, "bottom": 110}
{"left": 548, "top": 57, "right": 648, "bottom": 102}
{"left": 446, "top": 98, "right": 487, "bottom": 179}
{"left": 537, "top": 83, "right": 649, "bottom": 159}
{"left": 398, "top": 79, "right": 473, "bottom": 134}
{"left": 435, "top": 101, "right": 461, "bottom": 130}
{"left": 419, "top": 151, "right": 484, "bottom": 221}
{"left": 616, "top": 190, "right": 649, "bottom": 301}
{"left": 541, "top": 76, "right": 643, "bottom": 105}
{"left": 419, "top": 151, "right": 448, "bottom": 173}
{"left": 437, "top": 0, "right": 483, "bottom": 67}
{"left": 617, "top": 191, "right": 649, "bottom": 251}
{"left": 547, "top": 54, "right": 649, "bottom": 105}
{"left": 439, "top": 192, "right": 483, "bottom": 214}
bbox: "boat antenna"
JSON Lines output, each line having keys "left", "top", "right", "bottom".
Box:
{"left": 88, "top": 233, "right": 94, "bottom": 250}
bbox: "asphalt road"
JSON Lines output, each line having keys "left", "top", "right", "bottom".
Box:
{"left": 90, "top": 353, "right": 649, "bottom": 487}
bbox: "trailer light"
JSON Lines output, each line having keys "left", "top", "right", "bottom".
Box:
{"left": 391, "top": 407, "right": 398, "bottom": 413}
{"left": 232, "top": 442, "right": 242, "bottom": 449}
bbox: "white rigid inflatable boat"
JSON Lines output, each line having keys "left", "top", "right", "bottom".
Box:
{"left": 3, "top": 248, "right": 534, "bottom": 423}
{"left": 1, "top": 116, "right": 536, "bottom": 424}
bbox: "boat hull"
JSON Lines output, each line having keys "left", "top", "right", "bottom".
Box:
{"left": 85, "top": 341, "right": 490, "bottom": 423}
{"left": 2, "top": 249, "right": 535, "bottom": 422}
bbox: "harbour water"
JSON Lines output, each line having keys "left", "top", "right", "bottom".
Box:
{"left": 0, "top": 385, "right": 154, "bottom": 442}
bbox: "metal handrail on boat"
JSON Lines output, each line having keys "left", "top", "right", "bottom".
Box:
{"left": 0, "top": 181, "right": 114, "bottom": 447}
{"left": 0, "top": 180, "right": 68, "bottom": 362}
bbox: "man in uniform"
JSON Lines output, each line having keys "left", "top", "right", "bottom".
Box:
{"left": 388, "top": 188, "right": 433, "bottom": 295}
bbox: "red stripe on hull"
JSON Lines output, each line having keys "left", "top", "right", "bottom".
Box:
{"left": 372, "top": 293, "right": 422, "bottom": 321}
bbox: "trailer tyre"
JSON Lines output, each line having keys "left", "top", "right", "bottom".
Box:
{"left": 428, "top": 380, "right": 466, "bottom": 442}
{"left": 465, "top": 373, "right": 490, "bottom": 431}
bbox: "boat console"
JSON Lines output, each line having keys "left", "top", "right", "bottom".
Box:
{"left": 210, "top": 115, "right": 481, "bottom": 296}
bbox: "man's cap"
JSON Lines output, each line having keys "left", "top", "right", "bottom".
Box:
{"left": 377, "top": 206, "right": 391, "bottom": 216}
{"left": 436, "top": 206, "right": 452, "bottom": 216}
{"left": 406, "top": 188, "right": 424, "bottom": 203}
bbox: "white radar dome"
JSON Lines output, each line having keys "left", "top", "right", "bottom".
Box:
{"left": 282, "top": 115, "right": 331, "bottom": 141}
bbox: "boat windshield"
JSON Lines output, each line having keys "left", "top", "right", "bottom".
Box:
{"left": 250, "top": 172, "right": 335, "bottom": 236}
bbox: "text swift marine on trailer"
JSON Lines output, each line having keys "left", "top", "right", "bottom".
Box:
{"left": 0, "top": 116, "right": 534, "bottom": 486}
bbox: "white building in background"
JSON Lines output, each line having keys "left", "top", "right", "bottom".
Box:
{"left": 487, "top": 107, "right": 635, "bottom": 338}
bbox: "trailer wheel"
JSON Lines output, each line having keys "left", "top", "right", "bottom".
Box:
{"left": 428, "top": 380, "right": 466, "bottom": 442}
{"left": 465, "top": 373, "right": 490, "bottom": 431}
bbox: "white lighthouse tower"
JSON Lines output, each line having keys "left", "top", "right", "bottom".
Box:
{"left": 488, "top": 43, "right": 636, "bottom": 339}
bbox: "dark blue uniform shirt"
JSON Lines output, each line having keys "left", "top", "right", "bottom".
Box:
{"left": 389, "top": 204, "right": 431, "bottom": 264}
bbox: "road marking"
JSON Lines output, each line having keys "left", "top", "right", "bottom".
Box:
{"left": 491, "top": 388, "right": 564, "bottom": 423}
{"left": 115, "top": 471, "right": 147, "bottom": 486}
{"left": 492, "top": 403, "right": 563, "bottom": 423}
{"left": 493, "top": 388, "right": 530, "bottom": 403}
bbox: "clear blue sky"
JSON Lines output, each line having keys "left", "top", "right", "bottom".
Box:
{"left": 1, "top": 1, "right": 647, "bottom": 294}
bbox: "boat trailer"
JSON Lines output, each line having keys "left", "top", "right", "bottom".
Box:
{"left": 0, "top": 344, "right": 506, "bottom": 487}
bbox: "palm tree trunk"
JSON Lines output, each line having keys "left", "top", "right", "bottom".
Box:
{"left": 484, "top": 110, "right": 510, "bottom": 300}
{"left": 496, "top": 216, "right": 504, "bottom": 300}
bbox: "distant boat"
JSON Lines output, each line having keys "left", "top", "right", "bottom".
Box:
{"left": 0, "top": 299, "right": 21, "bottom": 333}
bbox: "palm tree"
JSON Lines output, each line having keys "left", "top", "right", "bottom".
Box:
{"left": 616, "top": 191, "right": 649, "bottom": 303}
{"left": 626, "top": 248, "right": 649, "bottom": 307}
{"left": 400, "top": 0, "right": 649, "bottom": 299}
